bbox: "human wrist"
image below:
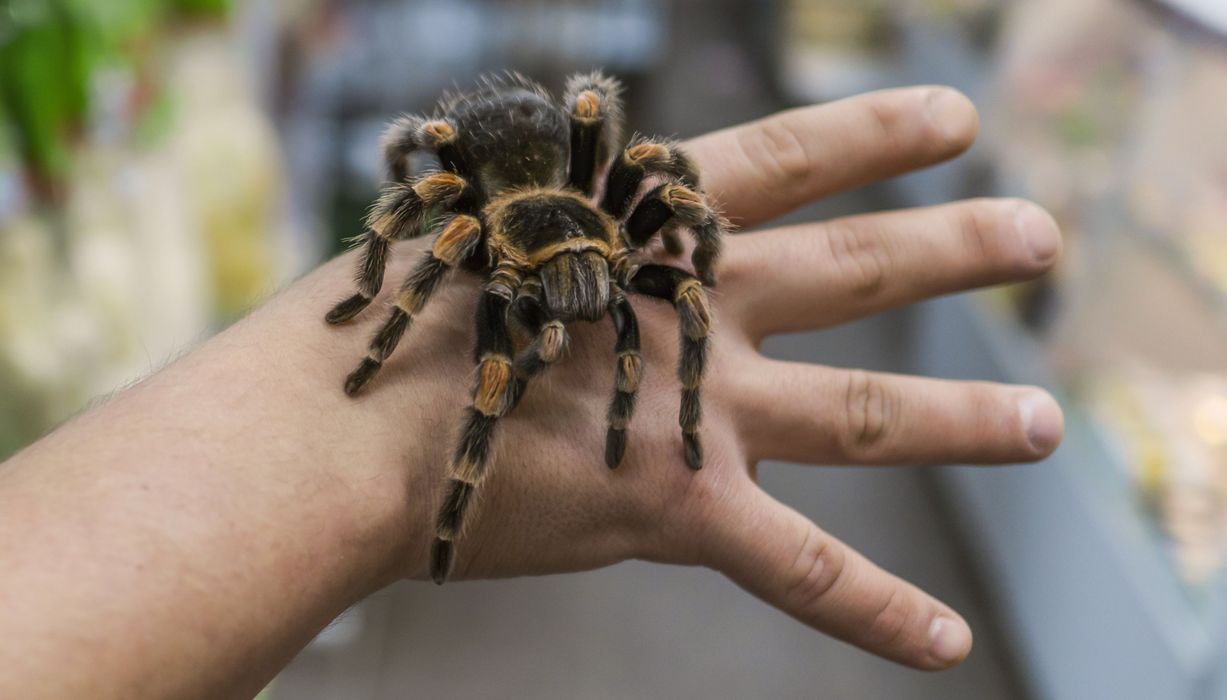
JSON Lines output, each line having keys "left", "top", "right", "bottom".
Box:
{"left": 241, "top": 252, "right": 441, "bottom": 586}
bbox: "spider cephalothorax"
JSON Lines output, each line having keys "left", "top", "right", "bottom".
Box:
{"left": 324, "top": 72, "right": 728, "bottom": 583}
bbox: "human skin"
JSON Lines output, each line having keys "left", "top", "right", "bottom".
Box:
{"left": 0, "top": 86, "right": 1062, "bottom": 699}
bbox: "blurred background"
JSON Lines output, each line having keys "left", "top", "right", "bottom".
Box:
{"left": 3, "top": 0, "right": 1227, "bottom": 697}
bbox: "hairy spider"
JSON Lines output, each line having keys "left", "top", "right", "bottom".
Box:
{"left": 324, "top": 72, "right": 728, "bottom": 584}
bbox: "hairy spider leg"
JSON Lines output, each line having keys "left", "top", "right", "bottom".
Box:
{"left": 629, "top": 264, "right": 711, "bottom": 470}
{"left": 625, "top": 182, "right": 727, "bottom": 287}
{"left": 605, "top": 289, "right": 642, "bottom": 468}
{"left": 506, "top": 275, "right": 641, "bottom": 469}
{"left": 432, "top": 275, "right": 522, "bottom": 584}
{"left": 599, "top": 136, "right": 700, "bottom": 219}
{"left": 563, "top": 71, "right": 624, "bottom": 196}
{"left": 343, "top": 213, "right": 484, "bottom": 395}
{"left": 325, "top": 172, "right": 476, "bottom": 325}
{"left": 380, "top": 115, "right": 468, "bottom": 183}
{"left": 505, "top": 277, "right": 569, "bottom": 408}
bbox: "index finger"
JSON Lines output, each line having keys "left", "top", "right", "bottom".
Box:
{"left": 683, "top": 86, "right": 979, "bottom": 228}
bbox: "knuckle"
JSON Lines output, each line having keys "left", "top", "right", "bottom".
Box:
{"left": 864, "top": 95, "right": 908, "bottom": 155}
{"left": 780, "top": 525, "right": 849, "bottom": 606}
{"left": 958, "top": 199, "right": 1030, "bottom": 274}
{"left": 825, "top": 221, "right": 889, "bottom": 300}
{"left": 738, "top": 118, "right": 813, "bottom": 197}
{"left": 867, "top": 587, "right": 915, "bottom": 651}
{"left": 955, "top": 200, "right": 994, "bottom": 265}
{"left": 843, "top": 370, "right": 898, "bottom": 459}
{"left": 783, "top": 527, "right": 843, "bottom": 611}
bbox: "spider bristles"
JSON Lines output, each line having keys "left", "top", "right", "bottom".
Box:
{"left": 325, "top": 71, "right": 730, "bottom": 583}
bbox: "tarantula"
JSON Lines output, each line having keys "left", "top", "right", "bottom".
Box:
{"left": 325, "top": 72, "right": 728, "bottom": 584}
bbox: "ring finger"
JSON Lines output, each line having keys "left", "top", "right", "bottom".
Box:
{"left": 734, "top": 359, "right": 1064, "bottom": 466}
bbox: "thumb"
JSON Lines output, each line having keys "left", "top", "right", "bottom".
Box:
{"left": 704, "top": 485, "right": 973, "bottom": 670}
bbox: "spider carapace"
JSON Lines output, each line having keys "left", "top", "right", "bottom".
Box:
{"left": 324, "top": 72, "right": 728, "bottom": 583}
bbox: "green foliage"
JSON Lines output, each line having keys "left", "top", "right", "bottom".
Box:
{"left": 0, "top": 0, "right": 231, "bottom": 182}
{"left": 167, "top": 0, "right": 231, "bottom": 18}
{"left": 0, "top": 0, "right": 97, "bottom": 178}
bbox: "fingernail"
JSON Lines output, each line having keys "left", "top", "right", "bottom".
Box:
{"left": 928, "top": 616, "right": 972, "bottom": 665}
{"left": 1018, "top": 390, "right": 1063, "bottom": 454}
{"left": 1014, "top": 202, "right": 1061, "bottom": 265}
{"left": 925, "top": 88, "right": 977, "bottom": 147}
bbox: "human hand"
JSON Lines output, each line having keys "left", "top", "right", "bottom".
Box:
{"left": 0, "top": 84, "right": 1062, "bottom": 700}
{"left": 319, "top": 86, "right": 1063, "bottom": 671}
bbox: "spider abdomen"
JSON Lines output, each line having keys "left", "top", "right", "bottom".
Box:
{"left": 450, "top": 88, "right": 568, "bottom": 192}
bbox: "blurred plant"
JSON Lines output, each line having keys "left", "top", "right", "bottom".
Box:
{"left": 0, "top": 0, "right": 230, "bottom": 197}
{"left": 0, "top": 0, "right": 95, "bottom": 191}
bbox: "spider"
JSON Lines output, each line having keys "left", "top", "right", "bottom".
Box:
{"left": 324, "top": 72, "right": 728, "bottom": 584}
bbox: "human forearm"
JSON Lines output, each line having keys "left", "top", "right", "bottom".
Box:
{"left": 0, "top": 256, "right": 429, "bottom": 699}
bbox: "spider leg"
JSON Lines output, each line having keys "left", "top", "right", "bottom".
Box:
{"left": 604, "top": 288, "right": 641, "bottom": 468}
{"left": 380, "top": 115, "right": 468, "bottom": 182}
{"left": 516, "top": 317, "right": 568, "bottom": 379}
{"left": 600, "top": 136, "right": 699, "bottom": 218}
{"left": 659, "top": 223, "right": 685, "bottom": 257}
{"left": 625, "top": 183, "right": 727, "bottom": 287}
{"left": 325, "top": 171, "right": 476, "bottom": 325}
{"left": 563, "top": 71, "right": 624, "bottom": 196}
{"left": 505, "top": 277, "right": 569, "bottom": 409}
{"left": 432, "top": 280, "right": 521, "bottom": 584}
{"left": 628, "top": 264, "right": 710, "bottom": 470}
{"left": 342, "top": 213, "right": 483, "bottom": 395}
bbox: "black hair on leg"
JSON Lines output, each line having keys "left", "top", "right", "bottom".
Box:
{"left": 325, "top": 232, "right": 390, "bottom": 324}
{"left": 380, "top": 115, "right": 468, "bottom": 182}
{"left": 629, "top": 264, "right": 710, "bottom": 469}
{"left": 600, "top": 136, "right": 700, "bottom": 218}
{"left": 330, "top": 72, "right": 730, "bottom": 581}
{"left": 516, "top": 319, "right": 568, "bottom": 381}
{"left": 342, "top": 214, "right": 484, "bottom": 395}
{"left": 624, "top": 183, "right": 727, "bottom": 287}
{"left": 563, "top": 71, "right": 624, "bottom": 195}
{"left": 605, "top": 291, "right": 641, "bottom": 468}
{"left": 324, "top": 170, "right": 475, "bottom": 325}
{"left": 430, "top": 285, "right": 520, "bottom": 584}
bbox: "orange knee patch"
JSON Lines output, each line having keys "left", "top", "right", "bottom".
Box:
{"left": 663, "top": 185, "right": 707, "bottom": 223}
{"left": 675, "top": 279, "right": 711, "bottom": 340}
{"left": 396, "top": 285, "right": 423, "bottom": 314}
{"left": 450, "top": 453, "right": 483, "bottom": 485}
{"left": 474, "top": 355, "right": 513, "bottom": 416}
{"left": 616, "top": 351, "right": 642, "bottom": 393}
{"left": 539, "top": 321, "right": 568, "bottom": 363}
{"left": 368, "top": 185, "right": 414, "bottom": 239}
{"left": 413, "top": 172, "right": 465, "bottom": 204}
{"left": 574, "top": 90, "right": 601, "bottom": 121}
{"left": 626, "top": 142, "right": 671, "bottom": 168}
{"left": 370, "top": 212, "right": 397, "bottom": 240}
{"left": 432, "top": 215, "right": 481, "bottom": 265}
{"left": 420, "top": 119, "right": 457, "bottom": 146}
